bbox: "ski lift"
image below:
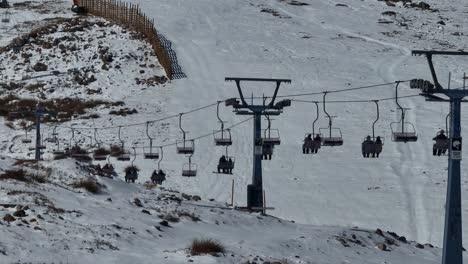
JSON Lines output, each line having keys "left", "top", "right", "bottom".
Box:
{"left": 116, "top": 126, "right": 130, "bottom": 161}
{"left": 262, "top": 115, "right": 281, "bottom": 145}
{"left": 320, "top": 92, "right": 343, "bottom": 146}
{"left": 125, "top": 147, "right": 139, "bottom": 183}
{"left": 176, "top": 113, "right": 195, "bottom": 154}
{"left": 362, "top": 101, "right": 384, "bottom": 158}
{"left": 213, "top": 101, "right": 233, "bottom": 146}
{"left": 21, "top": 127, "right": 32, "bottom": 143}
{"left": 182, "top": 153, "right": 197, "bottom": 177}
{"left": 390, "top": 82, "right": 418, "bottom": 142}
{"left": 303, "top": 101, "right": 322, "bottom": 154}
{"left": 144, "top": 122, "right": 159, "bottom": 159}
{"left": 151, "top": 147, "right": 166, "bottom": 184}
{"left": 93, "top": 128, "right": 108, "bottom": 161}
{"left": 216, "top": 146, "right": 235, "bottom": 174}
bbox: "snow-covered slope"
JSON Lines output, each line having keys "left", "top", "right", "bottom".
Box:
{"left": 124, "top": 0, "right": 468, "bottom": 247}
{"left": 2, "top": 0, "right": 468, "bottom": 262}
{"left": 0, "top": 158, "right": 447, "bottom": 263}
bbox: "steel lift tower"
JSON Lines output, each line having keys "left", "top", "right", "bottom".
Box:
{"left": 225, "top": 77, "right": 291, "bottom": 211}
{"left": 412, "top": 50, "right": 468, "bottom": 264}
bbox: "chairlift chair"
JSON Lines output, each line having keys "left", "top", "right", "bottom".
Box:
{"left": 214, "top": 101, "right": 233, "bottom": 146}
{"left": 391, "top": 82, "right": 418, "bottom": 143}
{"left": 176, "top": 113, "right": 195, "bottom": 154}
{"left": 125, "top": 148, "right": 139, "bottom": 182}
{"left": 151, "top": 147, "right": 166, "bottom": 184}
{"left": 217, "top": 146, "right": 235, "bottom": 174}
{"left": 21, "top": 127, "right": 32, "bottom": 144}
{"left": 125, "top": 167, "right": 138, "bottom": 182}
{"left": 92, "top": 128, "right": 108, "bottom": 160}
{"left": 262, "top": 142, "right": 274, "bottom": 160}
{"left": 320, "top": 92, "right": 343, "bottom": 147}
{"left": 262, "top": 128, "right": 281, "bottom": 145}
{"left": 102, "top": 156, "right": 116, "bottom": 176}
{"left": 1, "top": 9, "right": 10, "bottom": 23}
{"left": 214, "top": 129, "right": 233, "bottom": 146}
{"left": 116, "top": 126, "right": 131, "bottom": 161}
{"left": 303, "top": 102, "right": 322, "bottom": 154}
{"left": 47, "top": 126, "right": 59, "bottom": 143}
{"left": 69, "top": 146, "right": 91, "bottom": 161}
{"left": 390, "top": 120, "right": 418, "bottom": 142}
{"left": 182, "top": 154, "right": 197, "bottom": 177}
{"left": 93, "top": 149, "right": 108, "bottom": 161}
{"left": 362, "top": 101, "right": 384, "bottom": 158}
{"left": 303, "top": 133, "right": 322, "bottom": 154}
{"left": 144, "top": 122, "right": 160, "bottom": 159}
{"left": 262, "top": 115, "right": 281, "bottom": 145}
{"left": 362, "top": 136, "right": 384, "bottom": 158}
{"left": 217, "top": 156, "right": 235, "bottom": 174}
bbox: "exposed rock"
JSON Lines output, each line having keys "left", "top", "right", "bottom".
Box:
{"left": 133, "top": 198, "right": 143, "bottom": 207}
{"left": 32, "top": 62, "right": 48, "bottom": 72}
{"left": 376, "top": 243, "right": 387, "bottom": 251}
{"left": 382, "top": 11, "right": 397, "bottom": 16}
{"left": 415, "top": 243, "right": 424, "bottom": 249}
{"left": 159, "top": 220, "right": 170, "bottom": 227}
{"left": 141, "top": 209, "right": 151, "bottom": 215}
{"left": 3, "top": 214, "right": 15, "bottom": 222}
{"left": 375, "top": 228, "right": 384, "bottom": 236}
{"left": 13, "top": 209, "right": 27, "bottom": 218}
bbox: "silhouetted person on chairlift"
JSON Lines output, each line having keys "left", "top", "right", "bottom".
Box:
{"left": 433, "top": 130, "right": 448, "bottom": 156}
{"left": 373, "top": 136, "right": 383, "bottom": 157}
{"left": 263, "top": 144, "right": 273, "bottom": 160}
{"left": 303, "top": 134, "right": 313, "bottom": 154}
{"left": 152, "top": 169, "right": 166, "bottom": 184}
{"left": 375, "top": 136, "right": 382, "bottom": 145}
{"left": 228, "top": 158, "right": 233, "bottom": 174}
{"left": 218, "top": 155, "right": 227, "bottom": 173}
{"left": 363, "top": 135, "right": 373, "bottom": 158}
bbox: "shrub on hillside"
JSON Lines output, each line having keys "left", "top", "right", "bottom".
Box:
{"left": 71, "top": 178, "right": 102, "bottom": 194}
{"left": 0, "top": 169, "right": 28, "bottom": 182}
{"left": 190, "top": 239, "right": 225, "bottom": 256}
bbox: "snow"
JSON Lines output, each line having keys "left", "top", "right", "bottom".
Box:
{"left": 1, "top": 0, "right": 468, "bottom": 262}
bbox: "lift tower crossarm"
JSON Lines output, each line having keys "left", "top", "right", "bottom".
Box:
{"left": 412, "top": 50, "right": 468, "bottom": 91}
{"left": 225, "top": 77, "right": 291, "bottom": 108}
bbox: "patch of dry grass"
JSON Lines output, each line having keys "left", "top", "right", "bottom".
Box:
{"left": 190, "top": 239, "right": 225, "bottom": 256}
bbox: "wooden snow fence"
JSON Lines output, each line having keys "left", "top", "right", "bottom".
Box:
{"left": 77, "top": 0, "right": 173, "bottom": 79}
